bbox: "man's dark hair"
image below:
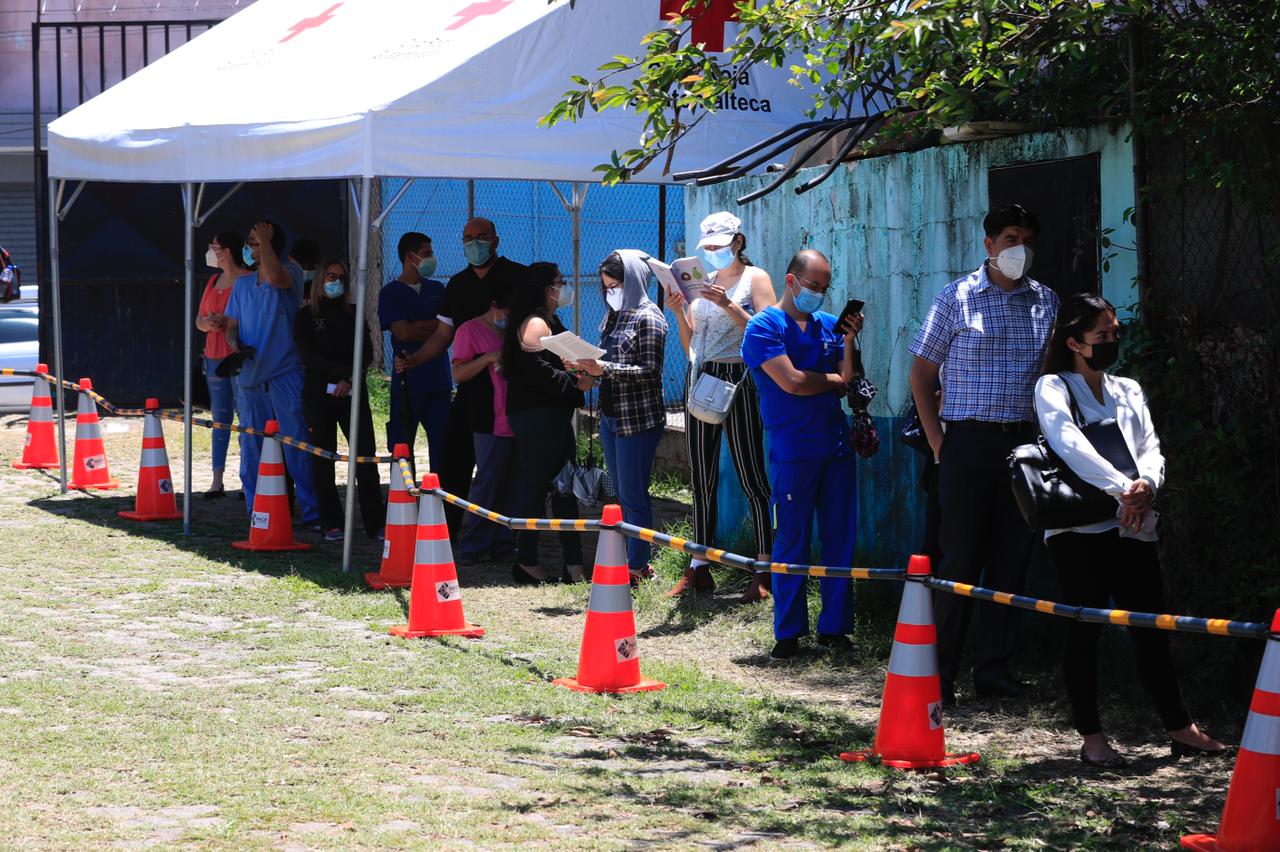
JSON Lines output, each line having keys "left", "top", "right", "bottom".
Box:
{"left": 785, "top": 248, "right": 827, "bottom": 278}
{"left": 253, "top": 219, "right": 287, "bottom": 256}
{"left": 397, "top": 231, "right": 430, "bottom": 263}
{"left": 290, "top": 237, "right": 319, "bottom": 269}
{"left": 983, "top": 203, "right": 1039, "bottom": 238}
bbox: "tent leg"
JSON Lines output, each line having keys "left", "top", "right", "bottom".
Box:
{"left": 47, "top": 178, "right": 67, "bottom": 493}
{"left": 182, "top": 182, "right": 194, "bottom": 536}
{"left": 341, "top": 176, "right": 373, "bottom": 574}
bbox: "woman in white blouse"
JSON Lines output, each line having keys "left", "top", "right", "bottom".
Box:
{"left": 1035, "top": 292, "right": 1228, "bottom": 767}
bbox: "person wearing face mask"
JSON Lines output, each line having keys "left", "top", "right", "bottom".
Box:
{"left": 288, "top": 238, "right": 320, "bottom": 304}
{"left": 503, "top": 263, "right": 588, "bottom": 584}
{"left": 450, "top": 278, "right": 519, "bottom": 563}
{"left": 1034, "top": 293, "right": 1228, "bottom": 767}
{"left": 195, "top": 230, "right": 250, "bottom": 499}
{"left": 907, "top": 203, "right": 1059, "bottom": 705}
{"left": 378, "top": 232, "right": 452, "bottom": 467}
{"left": 294, "top": 259, "right": 385, "bottom": 541}
{"left": 224, "top": 219, "right": 320, "bottom": 529}
{"left": 741, "top": 249, "right": 863, "bottom": 660}
{"left": 564, "top": 251, "right": 668, "bottom": 584}
{"left": 410, "top": 217, "right": 530, "bottom": 540}
{"left": 664, "top": 211, "right": 777, "bottom": 602}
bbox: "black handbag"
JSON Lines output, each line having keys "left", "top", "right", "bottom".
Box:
{"left": 1009, "top": 377, "right": 1141, "bottom": 531}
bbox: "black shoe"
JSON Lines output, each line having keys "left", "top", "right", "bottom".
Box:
{"left": 1170, "top": 739, "right": 1234, "bottom": 759}
{"left": 974, "top": 673, "right": 1029, "bottom": 699}
{"left": 1079, "top": 745, "right": 1129, "bottom": 769}
{"left": 815, "top": 633, "right": 856, "bottom": 653}
{"left": 202, "top": 487, "right": 226, "bottom": 500}
{"left": 769, "top": 638, "right": 801, "bottom": 661}
{"left": 940, "top": 679, "right": 956, "bottom": 708}
{"left": 511, "top": 563, "right": 546, "bottom": 586}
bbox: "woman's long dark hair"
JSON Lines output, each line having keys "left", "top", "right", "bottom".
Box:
{"left": 1042, "top": 291, "right": 1116, "bottom": 375}
{"left": 502, "top": 261, "right": 563, "bottom": 373}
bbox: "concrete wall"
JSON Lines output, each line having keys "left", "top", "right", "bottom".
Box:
{"left": 684, "top": 125, "right": 1138, "bottom": 565}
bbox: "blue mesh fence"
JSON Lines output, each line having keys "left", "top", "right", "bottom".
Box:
{"left": 377, "top": 178, "right": 687, "bottom": 408}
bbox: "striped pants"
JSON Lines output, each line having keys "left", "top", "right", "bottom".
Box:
{"left": 684, "top": 361, "right": 772, "bottom": 555}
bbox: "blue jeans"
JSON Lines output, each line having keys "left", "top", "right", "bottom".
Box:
{"left": 236, "top": 367, "right": 319, "bottom": 524}
{"left": 769, "top": 452, "right": 858, "bottom": 640}
{"left": 598, "top": 415, "right": 662, "bottom": 572}
{"left": 203, "top": 355, "right": 237, "bottom": 473}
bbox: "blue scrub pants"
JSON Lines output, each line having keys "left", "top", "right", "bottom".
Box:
{"left": 388, "top": 384, "right": 450, "bottom": 471}
{"left": 769, "top": 452, "right": 858, "bottom": 640}
{"left": 236, "top": 367, "right": 319, "bottom": 524}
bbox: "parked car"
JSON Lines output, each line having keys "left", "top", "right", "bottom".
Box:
{"left": 0, "top": 306, "right": 39, "bottom": 413}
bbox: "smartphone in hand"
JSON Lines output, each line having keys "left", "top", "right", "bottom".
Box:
{"left": 835, "top": 298, "right": 865, "bottom": 334}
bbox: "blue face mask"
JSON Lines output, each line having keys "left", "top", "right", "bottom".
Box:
{"left": 301, "top": 269, "right": 315, "bottom": 284}
{"left": 324, "top": 280, "right": 345, "bottom": 299}
{"left": 416, "top": 255, "right": 437, "bottom": 278}
{"left": 463, "top": 239, "right": 492, "bottom": 267}
{"left": 702, "top": 246, "right": 735, "bottom": 271}
{"left": 242, "top": 246, "right": 256, "bottom": 267}
{"left": 493, "top": 315, "right": 508, "bottom": 331}
{"left": 794, "top": 284, "right": 825, "bottom": 314}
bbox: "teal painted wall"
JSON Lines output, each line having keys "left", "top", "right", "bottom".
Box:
{"left": 684, "top": 125, "right": 1138, "bottom": 566}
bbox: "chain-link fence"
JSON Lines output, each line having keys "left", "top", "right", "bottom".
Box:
{"left": 376, "top": 178, "right": 688, "bottom": 409}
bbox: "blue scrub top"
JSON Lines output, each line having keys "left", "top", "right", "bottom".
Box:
{"left": 377, "top": 279, "right": 453, "bottom": 396}
{"left": 224, "top": 266, "right": 303, "bottom": 388}
{"left": 741, "top": 305, "right": 851, "bottom": 462}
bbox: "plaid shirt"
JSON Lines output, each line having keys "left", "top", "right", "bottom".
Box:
{"left": 599, "top": 301, "right": 668, "bottom": 436}
{"left": 909, "top": 264, "right": 1060, "bottom": 423}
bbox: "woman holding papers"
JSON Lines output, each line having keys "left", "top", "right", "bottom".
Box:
{"left": 503, "top": 263, "right": 589, "bottom": 584}
{"left": 565, "top": 250, "right": 668, "bottom": 585}
{"left": 663, "top": 212, "right": 777, "bottom": 602}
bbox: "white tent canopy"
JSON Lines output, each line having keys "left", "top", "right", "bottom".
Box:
{"left": 48, "top": 0, "right": 822, "bottom": 183}
{"left": 44, "top": 0, "right": 826, "bottom": 570}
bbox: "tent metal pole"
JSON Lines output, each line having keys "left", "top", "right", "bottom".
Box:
{"left": 57, "top": 181, "right": 86, "bottom": 219}
{"left": 193, "top": 181, "right": 244, "bottom": 229}
{"left": 372, "top": 178, "right": 414, "bottom": 232}
{"left": 48, "top": 178, "right": 67, "bottom": 493}
{"left": 341, "top": 175, "right": 373, "bottom": 574}
{"left": 571, "top": 182, "right": 585, "bottom": 336}
{"left": 467, "top": 179, "right": 474, "bottom": 220}
{"left": 182, "top": 182, "right": 194, "bottom": 536}
{"left": 348, "top": 180, "right": 361, "bottom": 222}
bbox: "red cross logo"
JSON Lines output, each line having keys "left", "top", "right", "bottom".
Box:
{"left": 280, "top": 2, "right": 343, "bottom": 44}
{"left": 446, "top": 0, "right": 514, "bottom": 31}
{"left": 661, "top": 0, "right": 740, "bottom": 53}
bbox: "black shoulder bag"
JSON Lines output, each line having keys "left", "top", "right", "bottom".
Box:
{"left": 1009, "top": 377, "right": 1141, "bottom": 531}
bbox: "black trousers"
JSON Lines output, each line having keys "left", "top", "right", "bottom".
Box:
{"left": 437, "top": 395, "right": 476, "bottom": 539}
{"left": 1048, "top": 530, "right": 1191, "bottom": 736}
{"left": 933, "top": 425, "right": 1037, "bottom": 685}
{"left": 508, "top": 406, "right": 583, "bottom": 568}
{"left": 303, "top": 388, "right": 386, "bottom": 537}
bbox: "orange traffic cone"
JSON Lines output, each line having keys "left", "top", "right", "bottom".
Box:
{"left": 841, "top": 555, "right": 979, "bottom": 769}
{"left": 365, "top": 444, "right": 415, "bottom": 590}
{"left": 232, "top": 420, "right": 310, "bottom": 552}
{"left": 389, "top": 473, "right": 484, "bottom": 638}
{"left": 69, "top": 378, "right": 118, "bottom": 490}
{"left": 118, "top": 399, "right": 182, "bottom": 522}
{"left": 12, "top": 363, "right": 59, "bottom": 470}
{"left": 1182, "top": 609, "right": 1280, "bottom": 851}
{"left": 553, "top": 504, "right": 666, "bottom": 694}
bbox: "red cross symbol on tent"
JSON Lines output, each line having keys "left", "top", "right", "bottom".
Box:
{"left": 446, "top": 0, "right": 513, "bottom": 31}
{"left": 280, "top": 2, "right": 343, "bottom": 44}
{"left": 661, "top": 0, "right": 740, "bottom": 53}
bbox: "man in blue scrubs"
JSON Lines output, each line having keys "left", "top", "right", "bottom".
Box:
{"left": 741, "top": 249, "right": 862, "bottom": 660}
{"left": 224, "top": 219, "right": 318, "bottom": 526}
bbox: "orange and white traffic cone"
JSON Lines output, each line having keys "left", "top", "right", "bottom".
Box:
{"left": 389, "top": 473, "right": 483, "bottom": 638}
{"left": 553, "top": 504, "right": 666, "bottom": 694}
{"left": 365, "top": 444, "right": 415, "bottom": 590}
{"left": 69, "top": 378, "right": 118, "bottom": 491}
{"left": 841, "top": 554, "right": 979, "bottom": 769}
{"left": 1182, "top": 609, "right": 1280, "bottom": 851}
{"left": 12, "top": 363, "right": 59, "bottom": 470}
{"left": 118, "top": 399, "right": 182, "bottom": 522}
{"left": 232, "top": 420, "right": 310, "bottom": 552}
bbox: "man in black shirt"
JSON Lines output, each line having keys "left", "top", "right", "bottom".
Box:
{"left": 414, "top": 217, "right": 529, "bottom": 537}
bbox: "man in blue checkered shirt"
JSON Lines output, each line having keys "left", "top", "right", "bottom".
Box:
{"left": 908, "top": 204, "right": 1060, "bottom": 706}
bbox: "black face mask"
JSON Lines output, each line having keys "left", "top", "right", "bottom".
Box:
{"left": 1083, "top": 340, "right": 1120, "bottom": 372}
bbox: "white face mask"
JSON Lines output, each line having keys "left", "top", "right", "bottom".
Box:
{"left": 605, "top": 288, "right": 625, "bottom": 312}
{"left": 556, "top": 284, "right": 574, "bottom": 308}
{"left": 992, "top": 244, "right": 1033, "bottom": 280}
{"left": 205, "top": 248, "right": 220, "bottom": 268}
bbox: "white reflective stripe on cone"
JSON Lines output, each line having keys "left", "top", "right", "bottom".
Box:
{"left": 139, "top": 449, "right": 169, "bottom": 468}
{"left": 388, "top": 468, "right": 406, "bottom": 492}
{"left": 256, "top": 475, "right": 287, "bottom": 497}
{"left": 593, "top": 528, "right": 627, "bottom": 567}
{"left": 886, "top": 641, "right": 939, "bottom": 678}
{"left": 386, "top": 502, "right": 417, "bottom": 525}
{"left": 1257, "top": 644, "right": 1280, "bottom": 693}
{"left": 143, "top": 414, "right": 164, "bottom": 438}
{"left": 1240, "top": 707, "right": 1280, "bottom": 757}
{"left": 588, "top": 582, "right": 633, "bottom": 614}
{"left": 75, "top": 419, "right": 102, "bottom": 441}
{"left": 76, "top": 393, "right": 94, "bottom": 416}
{"left": 260, "top": 436, "right": 285, "bottom": 465}
{"left": 29, "top": 406, "right": 53, "bottom": 422}
{"left": 415, "top": 494, "right": 446, "bottom": 527}
{"left": 413, "top": 537, "right": 453, "bottom": 566}
{"left": 896, "top": 585, "right": 933, "bottom": 627}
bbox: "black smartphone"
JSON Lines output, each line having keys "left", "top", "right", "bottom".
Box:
{"left": 835, "top": 298, "right": 865, "bottom": 332}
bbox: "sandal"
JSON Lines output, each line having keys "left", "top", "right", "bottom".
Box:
{"left": 1078, "top": 745, "right": 1128, "bottom": 769}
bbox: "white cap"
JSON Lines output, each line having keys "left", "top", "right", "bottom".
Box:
{"left": 696, "top": 211, "right": 741, "bottom": 249}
